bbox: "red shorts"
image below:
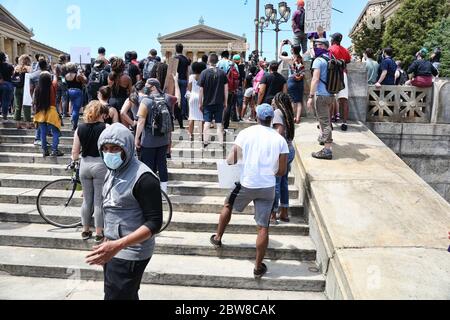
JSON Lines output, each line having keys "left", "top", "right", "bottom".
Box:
{"left": 411, "top": 76, "right": 433, "bottom": 88}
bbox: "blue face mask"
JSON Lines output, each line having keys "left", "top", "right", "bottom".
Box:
{"left": 103, "top": 152, "right": 124, "bottom": 170}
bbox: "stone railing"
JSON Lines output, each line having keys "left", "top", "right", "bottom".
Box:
{"left": 367, "top": 85, "right": 433, "bottom": 123}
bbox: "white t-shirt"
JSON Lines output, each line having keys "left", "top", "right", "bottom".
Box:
{"left": 234, "top": 125, "right": 289, "bottom": 189}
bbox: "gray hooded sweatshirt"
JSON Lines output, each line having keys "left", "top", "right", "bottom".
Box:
{"left": 98, "top": 123, "right": 159, "bottom": 261}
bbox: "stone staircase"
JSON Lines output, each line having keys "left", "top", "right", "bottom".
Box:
{"left": 0, "top": 119, "right": 326, "bottom": 300}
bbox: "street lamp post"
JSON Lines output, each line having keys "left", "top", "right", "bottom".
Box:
{"left": 265, "top": 2, "right": 291, "bottom": 60}
{"left": 254, "top": 16, "right": 269, "bottom": 58}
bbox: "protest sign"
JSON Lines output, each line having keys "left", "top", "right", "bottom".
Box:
{"left": 70, "top": 47, "right": 92, "bottom": 65}
{"left": 305, "top": 0, "right": 332, "bottom": 34}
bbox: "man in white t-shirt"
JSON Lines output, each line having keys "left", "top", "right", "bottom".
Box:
{"left": 210, "top": 104, "right": 289, "bottom": 279}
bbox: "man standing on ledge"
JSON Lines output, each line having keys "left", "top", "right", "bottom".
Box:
{"left": 307, "top": 38, "right": 335, "bottom": 160}
{"left": 210, "top": 104, "right": 288, "bottom": 279}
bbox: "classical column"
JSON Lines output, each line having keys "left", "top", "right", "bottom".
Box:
{"left": 0, "top": 36, "right": 5, "bottom": 52}
{"left": 12, "top": 39, "right": 18, "bottom": 61}
{"left": 193, "top": 51, "right": 198, "bottom": 62}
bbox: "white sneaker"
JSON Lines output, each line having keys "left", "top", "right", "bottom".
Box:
{"left": 34, "top": 140, "right": 41, "bottom": 146}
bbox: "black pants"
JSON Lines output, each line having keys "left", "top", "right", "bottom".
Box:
{"left": 104, "top": 257, "right": 151, "bottom": 301}
{"left": 223, "top": 92, "right": 238, "bottom": 129}
{"left": 174, "top": 104, "right": 184, "bottom": 128}
{"left": 141, "top": 146, "right": 169, "bottom": 182}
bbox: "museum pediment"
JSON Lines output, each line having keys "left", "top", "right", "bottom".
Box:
{"left": 0, "top": 4, "right": 33, "bottom": 35}
{"left": 159, "top": 25, "right": 246, "bottom": 42}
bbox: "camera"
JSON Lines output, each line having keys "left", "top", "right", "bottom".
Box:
{"left": 283, "top": 40, "right": 290, "bottom": 45}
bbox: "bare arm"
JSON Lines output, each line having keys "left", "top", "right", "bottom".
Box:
{"left": 377, "top": 70, "right": 388, "bottom": 85}
{"left": 226, "top": 145, "right": 243, "bottom": 165}
{"left": 174, "top": 74, "right": 181, "bottom": 104}
{"left": 86, "top": 226, "right": 153, "bottom": 266}
{"left": 283, "top": 83, "right": 288, "bottom": 94}
{"left": 135, "top": 102, "right": 148, "bottom": 150}
{"left": 199, "top": 87, "right": 204, "bottom": 113}
{"left": 224, "top": 84, "right": 229, "bottom": 109}
{"left": 110, "top": 108, "right": 120, "bottom": 123}
{"left": 257, "top": 84, "right": 267, "bottom": 105}
{"left": 71, "top": 129, "right": 81, "bottom": 161}
{"left": 276, "top": 154, "right": 288, "bottom": 177}
{"left": 120, "top": 99, "right": 135, "bottom": 127}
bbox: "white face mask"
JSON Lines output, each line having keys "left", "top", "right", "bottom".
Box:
{"left": 103, "top": 152, "right": 124, "bottom": 170}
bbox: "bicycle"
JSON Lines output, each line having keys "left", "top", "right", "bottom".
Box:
{"left": 36, "top": 161, "right": 173, "bottom": 232}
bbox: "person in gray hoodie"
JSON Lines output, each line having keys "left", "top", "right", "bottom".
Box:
{"left": 86, "top": 123, "right": 163, "bottom": 300}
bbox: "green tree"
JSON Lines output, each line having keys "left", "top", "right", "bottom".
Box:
{"left": 423, "top": 16, "right": 450, "bottom": 77}
{"left": 352, "top": 17, "right": 385, "bottom": 58}
{"left": 382, "top": 0, "right": 450, "bottom": 67}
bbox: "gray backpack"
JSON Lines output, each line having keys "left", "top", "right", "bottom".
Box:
{"left": 148, "top": 94, "right": 172, "bottom": 137}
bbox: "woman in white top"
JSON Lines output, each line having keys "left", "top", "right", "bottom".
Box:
{"left": 187, "top": 62, "right": 207, "bottom": 140}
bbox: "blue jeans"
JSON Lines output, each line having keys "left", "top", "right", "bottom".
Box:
{"left": 40, "top": 123, "right": 60, "bottom": 152}
{"left": 273, "top": 145, "right": 296, "bottom": 212}
{"left": 178, "top": 79, "right": 188, "bottom": 118}
{"left": 0, "top": 81, "right": 14, "bottom": 117}
{"left": 68, "top": 88, "right": 83, "bottom": 129}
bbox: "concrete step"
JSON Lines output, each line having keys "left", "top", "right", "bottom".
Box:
{"left": 0, "top": 204, "right": 309, "bottom": 235}
{"left": 0, "top": 128, "right": 238, "bottom": 139}
{"left": 0, "top": 143, "right": 236, "bottom": 155}
{"left": 0, "top": 275, "right": 327, "bottom": 300}
{"left": 0, "top": 153, "right": 219, "bottom": 169}
{"left": 0, "top": 135, "right": 238, "bottom": 147}
{"left": 0, "top": 163, "right": 296, "bottom": 184}
{"left": 0, "top": 174, "right": 299, "bottom": 198}
{"left": 0, "top": 188, "right": 304, "bottom": 216}
{"left": 0, "top": 223, "right": 315, "bottom": 261}
{"left": 0, "top": 246, "right": 325, "bottom": 292}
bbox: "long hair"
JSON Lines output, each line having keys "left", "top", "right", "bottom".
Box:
{"left": 34, "top": 72, "right": 53, "bottom": 113}
{"left": 109, "top": 57, "right": 125, "bottom": 91}
{"left": 16, "top": 55, "right": 31, "bottom": 72}
{"left": 273, "top": 92, "right": 296, "bottom": 142}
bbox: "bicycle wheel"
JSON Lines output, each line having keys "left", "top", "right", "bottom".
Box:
{"left": 159, "top": 190, "right": 173, "bottom": 233}
{"left": 36, "top": 178, "right": 83, "bottom": 228}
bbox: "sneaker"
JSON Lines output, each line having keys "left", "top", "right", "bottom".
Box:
{"left": 42, "top": 149, "right": 50, "bottom": 158}
{"left": 254, "top": 263, "right": 268, "bottom": 279}
{"left": 81, "top": 231, "right": 93, "bottom": 241}
{"left": 51, "top": 150, "right": 65, "bottom": 157}
{"left": 210, "top": 235, "right": 222, "bottom": 249}
{"left": 341, "top": 124, "right": 348, "bottom": 132}
{"left": 95, "top": 234, "right": 105, "bottom": 244}
{"left": 166, "top": 153, "right": 172, "bottom": 160}
{"left": 312, "top": 148, "right": 333, "bottom": 160}
{"left": 34, "top": 140, "right": 42, "bottom": 146}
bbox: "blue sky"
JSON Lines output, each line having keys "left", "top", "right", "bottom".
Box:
{"left": 2, "top": 0, "right": 367, "bottom": 60}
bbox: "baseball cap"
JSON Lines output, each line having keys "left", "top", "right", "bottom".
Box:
{"left": 331, "top": 33, "right": 343, "bottom": 44}
{"left": 314, "top": 38, "right": 330, "bottom": 48}
{"left": 256, "top": 104, "right": 274, "bottom": 121}
{"left": 233, "top": 54, "right": 241, "bottom": 61}
{"left": 146, "top": 78, "right": 163, "bottom": 93}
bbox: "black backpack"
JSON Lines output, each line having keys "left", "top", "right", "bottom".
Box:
{"left": 313, "top": 54, "right": 346, "bottom": 95}
{"left": 11, "top": 72, "right": 25, "bottom": 88}
{"left": 87, "top": 69, "right": 108, "bottom": 96}
{"left": 147, "top": 94, "right": 172, "bottom": 137}
{"left": 396, "top": 69, "right": 408, "bottom": 86}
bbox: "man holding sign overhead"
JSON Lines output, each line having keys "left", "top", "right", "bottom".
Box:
{"left": 211, "top": 104, "right": 289, "bottom": 279}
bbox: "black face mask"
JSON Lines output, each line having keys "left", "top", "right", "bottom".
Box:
{"left": 143, "top": 87, "right": 151, "bottom": 95}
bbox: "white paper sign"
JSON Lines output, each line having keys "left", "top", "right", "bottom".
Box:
{"left": 305, "top": 0, "right": 332, "bottom": 34}
{"left": 217, "top": 160, "right": 243, "bottom": 189}
{"left": 70, "top": 47, "right": 92, "bottom": 65}
{"left": 23, "top": 73, "right": 32, "bottom": 107}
